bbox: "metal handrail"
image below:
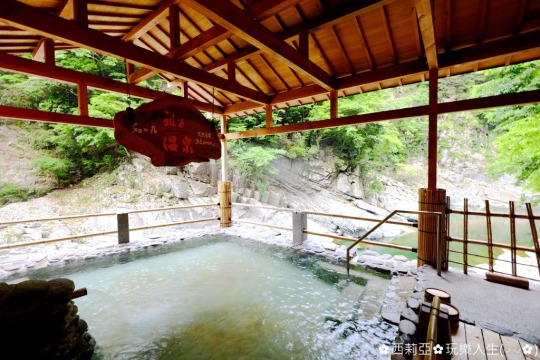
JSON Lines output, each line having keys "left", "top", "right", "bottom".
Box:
{"left": 346, "top": 209, "right": 443, "bottom": 276}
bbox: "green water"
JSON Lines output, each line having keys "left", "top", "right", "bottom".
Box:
{"left": 18, "top": 236, "right": 395, "bottom": 360}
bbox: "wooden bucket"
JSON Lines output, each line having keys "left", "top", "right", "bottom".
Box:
{"left": 440, "top": 303, "right": 460, "bottom": 329}
{"left": 424, "top": 288, "right": 451, "bottom": 304}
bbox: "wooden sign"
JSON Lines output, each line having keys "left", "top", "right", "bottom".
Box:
{"left": 113, "top": 98, "right": 221, "bottom": 167}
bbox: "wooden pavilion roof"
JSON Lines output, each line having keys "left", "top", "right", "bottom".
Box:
{"left": 0, "top": 0, "right": 539, "bottom": 130}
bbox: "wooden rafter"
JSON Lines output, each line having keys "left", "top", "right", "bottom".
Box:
{"left": 415, "top": 0, "right": 438, "bottom": 69}
{"left": 478, "top": 0, "right": 489, "bottom": 43}
{"left": 122, "top": 0, "right": 176, "bottom": 41}
{"left": 32, "top": 0, "right": 74, "bottom": 60}
{"left": 330, "top": 25, "right": 354, "bottom": 74}
{"left": 203, "top": 0, "right": 396, "bottom": 76}
{"left": 379, "top": 6, "right": 397, "bottom": 64}
{"left": 0, "top": 51, "right": 223, "bottom": 114}
{"left": 354, "top": 16, "right": 373, "bottom": 70}
{"left": 183, "top": 0, "right": 335, "bottom": 91}
{"left": 129, "top": 26, "right": 231, "bottom": 83}
{"left": 0, "top": 0, "right": 268, "bottom": 104}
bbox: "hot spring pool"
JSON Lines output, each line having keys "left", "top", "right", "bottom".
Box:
{"left": 20, "top": 235, "right": 396, "bottom": 359}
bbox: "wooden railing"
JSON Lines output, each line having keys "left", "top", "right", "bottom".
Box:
{"left": 446, "top": 199, "right": 540, "bottom": 281}
{"left": 232, "top": 203, "right": 425, "bottom": 270}
{"left": 0, "top": 204, "right": 219, "bottom": 250}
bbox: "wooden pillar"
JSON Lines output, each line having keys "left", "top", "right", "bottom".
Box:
{"left": 43, "top": 39, "right": 55, "bottom": 65}
{"left": 220, "top": 115, "right": 228, "bottom": 182}
{"left": 418, "top": 188, "right": 447, "bottom": 270}
{"left": 78, "top": 84, "right": 88, "bottom": 116}
{"left": 265, "top": 104, "right": 272, "bottom": 128}
{"left": 169, "top": 5, "right": 180, "bottom": 50}
{"left": 299, "top": 30, "right": 309, "bottom": 57}
{"left": 329, "top": 90, "right": 338, "bottom": 119}
{"left": 427, "top": 68, "right": 438, "bottom": 190}
{"left": 218, "top": 181, "right": 232, "bottom": 227}
{"left": 228, "top": 61, "right": 236, "bottom": 83}
{"left": 73, "top": 0, "right": 88, "bottom": 28}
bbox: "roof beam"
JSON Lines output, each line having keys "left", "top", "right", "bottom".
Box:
{"left": 0, "top": 0, "right": 268, "bottom": 104}
{"left": 0, "top": 105, "right": 113, "bottom": 128}
{"left": 0, "top": 51, "right": 223, "bottom": 114}
{"left": 183, "top": 0, "right": 335, "bottom": 91}
{"left": 32, "top": 0, "right": 74, "bottom": 60}
{"left": 415, "top": 0, "right": 438, "bottom": 69}
{"left": 203, "top": 0, "right": 397, "bottom": 74}
{"left": 129, "top": 25, "right": 231, "bottom": 83}
{"left": 439, "top": 30, "right": 540, "bottom": 68}
{"left": 122, "top": 0, "right": 176, "bottom": 41}
{"left": 225, "top": 88, "right": 540, "bottom": 139}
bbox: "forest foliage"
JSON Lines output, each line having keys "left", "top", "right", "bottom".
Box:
{"left": 0, "top": 49, "right": 539, "bottom": 196}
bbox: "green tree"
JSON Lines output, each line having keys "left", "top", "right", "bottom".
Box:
{"left": 471, "top": 60, "right": 540, "bottom": 191}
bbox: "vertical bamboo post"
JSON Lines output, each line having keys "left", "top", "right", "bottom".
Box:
{"left": 218, "top": 181, "right": 231, "bottom": 227}
{"left": 525, "top": 203, "right": 540, "bottom": 277}
{"left": 418, "top": 188, "right": 447, "bottom": 269}
{"left": 463, "top": 198, "right": 469, "bottom": 275}
{"left": 509, "top": 201, "right": 517, "bottom": 276}
{"left": 485, "top": 200, "right": 494, "bottom": 272}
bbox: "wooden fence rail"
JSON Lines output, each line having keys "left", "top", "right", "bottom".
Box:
{"left": 0, "top": 204, "right": 219, "bottom": 250}
{"left": 446, "top": 199, "right": 540, "bottom": 280}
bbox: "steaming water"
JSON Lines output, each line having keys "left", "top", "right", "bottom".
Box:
{"left": 36, "top": 236, "right": 395, "bottom": 359}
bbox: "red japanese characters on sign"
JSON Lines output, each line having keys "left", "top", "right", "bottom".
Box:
{"left": 113, "top": 97, "right": 221, "bottom": 167}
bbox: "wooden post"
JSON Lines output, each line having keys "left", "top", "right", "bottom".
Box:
{"left": 220, "top": 115, "right": 228, "bottom": 182}
{"left": 463, "top": 198, "right": 469, "bottom": 274}
{"left": 117, "top": 213, "right": 130, "bottom": 244}
{"left": 43, "top": 39, "right": 55, "bottom": 65}
{"left": 427, "top": 68, "right": 438, "bottom": 190}
{"left": 73, "top": 0, "right": 88, "bottom": 28}
{"left": 485, "top": 200, "right": 494, "bottom": 272}
{"left": 525, "top": 203, "right": 540, "bottom": 277}
{"left": 78, "top": 84, "right": 88, "bottom": 116}
{"left": 329, "top": 90, "right": 338, "bottom": 119}
{"left": 218, "top": 181, "right": 232, "bottom": 227}
{"left": 418, "top": 188, "right": 447, "bottom": 269}
{"left": 169, "top": 5, "right": 180, "bottom": 50}
{"left": 509, "top": 201, "right": 517, "bottom": 276}
{"left": 265, "top": 104, "right": 272, "bottom": 128}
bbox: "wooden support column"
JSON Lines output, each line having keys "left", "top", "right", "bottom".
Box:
{"left": 73, "top": 0, "right": 88, "bottom": 28}
{"left": 299, "top": 30, "right": 309, "bottom": 57}
{"left": 220, "top": 115, "right": 228, "bottom": 182}
{"left": 418, "top": 68, "right": 446, "bottom": 270}
{"left": 77, "top": 83, "right": 88, "bottom": 116}
{"left": 43, "top": 39, "right": 55, "bottom": 65}
{"left": 329, "top": 90, "right": 338, "bottom": 119}
{"left": 265, "top": 104, "right": 272, "bottom": 128}
{"left": 427, "top": 68, "right": 438, "bottom": 190}
{"left": 169, "top": 5, "right": 180, "bottom": 50}
{"left": 228, "top": 62, "right": 236, "bottom": 83}
{"left": 218, "top": 181, "right": 232, "bottom": 228}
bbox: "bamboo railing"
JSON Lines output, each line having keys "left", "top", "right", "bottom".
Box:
{"left": 447, "top": 199, "right": 540, "bottom": 281}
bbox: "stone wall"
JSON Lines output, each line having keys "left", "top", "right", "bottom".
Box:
{"left": 0, "top": 278, "right": 95, "bottom": 359}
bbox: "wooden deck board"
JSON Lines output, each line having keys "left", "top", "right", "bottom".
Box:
{"left": 501, "top": 336, "right": 526, "bottom": 360}
{"left": 481, "top": 329, "right": 505, "bottom": 359}
{"left": 519, "top": 339, "right": 540, "bottom": 360}
{"left": 464, "top": 323, "right": 488, "bottom": 360}
{"left": 450, "top": 323, "right": 468, "bottom": 360}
